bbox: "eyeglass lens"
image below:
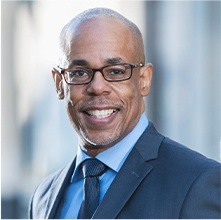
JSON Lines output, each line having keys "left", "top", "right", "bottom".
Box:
{"left": 64, "top": 64, "right": 132, "bottom": 84}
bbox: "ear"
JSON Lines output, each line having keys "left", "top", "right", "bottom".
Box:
{"left": 52, "top": 68, "right": 64, "bottom": 100}
{"left": 139, "top": 63, "right": 153, "bottom": 97}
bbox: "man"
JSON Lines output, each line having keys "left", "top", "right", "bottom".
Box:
{"left": 29, "top": 7, "right": 221, "bottom": 219}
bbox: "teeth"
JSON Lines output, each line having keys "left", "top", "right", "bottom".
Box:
{"left": 87, "top": 109, "right": 116, "bottom": 118}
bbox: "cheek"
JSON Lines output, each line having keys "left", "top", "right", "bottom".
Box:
{"left": 118, "top": 80, "right": 142, "bottom": 105}
{"left": 115, "top": 80, "right": 144, "bottom": 120}
{"left": 64, "top": 86, "right": 83, "bottom": 128}
{"left": 114, "top": 81, "right": 144, "bottom": 136}
{"left": 64, "top": 85, "right": 82, "bottom": 106}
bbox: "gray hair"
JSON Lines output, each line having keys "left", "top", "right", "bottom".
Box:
{"left": 59, "top": 7, "right": 145, "bottom": 66}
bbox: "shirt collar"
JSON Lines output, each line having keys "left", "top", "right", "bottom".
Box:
{"left": 71, "top": 113, "right": 148, "bottom": 182}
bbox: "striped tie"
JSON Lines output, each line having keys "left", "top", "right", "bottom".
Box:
{"left": 77, "top": 158, "right": 106, "bottom": 219}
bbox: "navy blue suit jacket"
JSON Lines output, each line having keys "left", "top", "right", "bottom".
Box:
{"left": 29, "top": 122, "right": 221, "bottom": 219}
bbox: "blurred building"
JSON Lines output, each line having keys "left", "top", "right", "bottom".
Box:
{"left": 1, "top": 1, "right": 220, "bottom": 218}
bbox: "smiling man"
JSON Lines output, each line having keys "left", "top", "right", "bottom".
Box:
{"left": 29, "top": 8, "right": 221, "bottom": 219}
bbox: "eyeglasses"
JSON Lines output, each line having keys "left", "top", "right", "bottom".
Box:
{"left": 57, "top": 63, "right": 144, "bottom": 85}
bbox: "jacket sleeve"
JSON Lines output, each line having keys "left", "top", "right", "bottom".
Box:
{"left": 179, "top": 165, "right": 221, "bottom": 219}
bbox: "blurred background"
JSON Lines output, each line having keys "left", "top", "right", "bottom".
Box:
{"left": 1, "top": 0, "right": 220, "bottom": 218}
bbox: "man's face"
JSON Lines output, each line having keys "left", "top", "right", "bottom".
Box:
{"left": 53, "top": 18, "right": 152, "bottom": 155}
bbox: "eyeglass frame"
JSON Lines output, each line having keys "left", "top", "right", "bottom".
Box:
{"left": 56, "top": 62, "right": 144, "bottom": 85}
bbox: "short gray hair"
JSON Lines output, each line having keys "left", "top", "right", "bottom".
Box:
{"left": 59, "top": 7, "right": 145, "bottom": 66}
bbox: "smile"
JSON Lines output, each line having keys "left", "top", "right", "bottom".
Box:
{"left": 86, "top": 109, "right": 117, "bottom": 119}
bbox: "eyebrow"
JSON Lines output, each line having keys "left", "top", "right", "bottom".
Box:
{"left": 68, "top": 57, "right": 124, "bottom": 68}
{"left": 104, "top": 57, "right": 124, "bottom": 65}
{"left": 68, "top": 59, "right": 89, "bottom": 68}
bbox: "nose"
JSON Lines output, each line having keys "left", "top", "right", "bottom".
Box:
{"left": 86, "top": 71, "right": 111, "bottom": 95}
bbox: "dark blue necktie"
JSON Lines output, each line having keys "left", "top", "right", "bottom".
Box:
{"left": 77, "top": 158, "right": 107, "bottom": 219}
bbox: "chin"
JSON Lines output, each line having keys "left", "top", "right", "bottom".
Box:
{"left": 80, "top": 129, "right": 121, "bottom": 149}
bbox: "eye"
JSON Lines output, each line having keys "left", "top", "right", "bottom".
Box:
{"left": 67, "top": 70, "right": 88, "bottom": 78}
{"left": 108, "top": 68, "right": 126, "bottom": 75}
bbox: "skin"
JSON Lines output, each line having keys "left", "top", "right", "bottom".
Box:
{"left": 52, "top": 17, "right": 153, "bottom": 156}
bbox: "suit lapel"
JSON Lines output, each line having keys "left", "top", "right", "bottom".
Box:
{"left": 45, "top": 158, "right": 76, "bottom": 219}
{"left": 93, "top": 150, "right": 153, "bottom": 219}
{"left": 93, "top": 122, "right": 164, "bottom": 219}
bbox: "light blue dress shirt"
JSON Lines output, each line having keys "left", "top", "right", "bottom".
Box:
{"left": 58, "top": 113, "right": 148, "bottom": 218}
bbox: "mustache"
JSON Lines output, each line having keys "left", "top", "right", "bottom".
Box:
{"left": 79, "top": 98, "right": 123, "bottom": 110}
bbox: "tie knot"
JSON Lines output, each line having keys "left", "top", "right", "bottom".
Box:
{"left": 81, "top": 158, "right": 106, "bottom": 178}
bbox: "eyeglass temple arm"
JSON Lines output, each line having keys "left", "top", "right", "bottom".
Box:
{"left": 54, "top": 66, "right": 64, "bottom": 74}
{"left": 133, "top": 63, "right": 144, "bottom": 68}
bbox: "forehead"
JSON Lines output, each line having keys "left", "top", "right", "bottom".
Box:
{"left": 77, "top": 17, "right": 127, "bottom": 31}
{"left": 65, "top": 18, "right": 135, "bottom": 65}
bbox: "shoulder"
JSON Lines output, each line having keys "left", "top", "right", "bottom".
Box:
{"left": 32, "top": 168, "right": 64, "bottom": 201}
{"left": 144, "top": 122, "right": 220, "bottom": 171}
{"left": 159, "top": 139, "right": 221, "bottom": 218}
{"left": 138, "top": 121, "right": 221, "bottom": 177}
{"left": 144, "top": 122, "right": 220, "bottom": 193}
{"left": 146, "top": 133, "right": 221, "bottom": 190}
{"left": 29, "top": 168, "right": 64, "bottom": 218}
{"left": 160, "top": 137, "right": 220, "bottom": 172}
{"left": 144, "top": 126, "right": 221, "bottom": 218}
{"left": 29, "top": 159, "right": 75, "bottom": 218}
{"left": 158, "top": 137, "right": 220, "bottom": 218}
